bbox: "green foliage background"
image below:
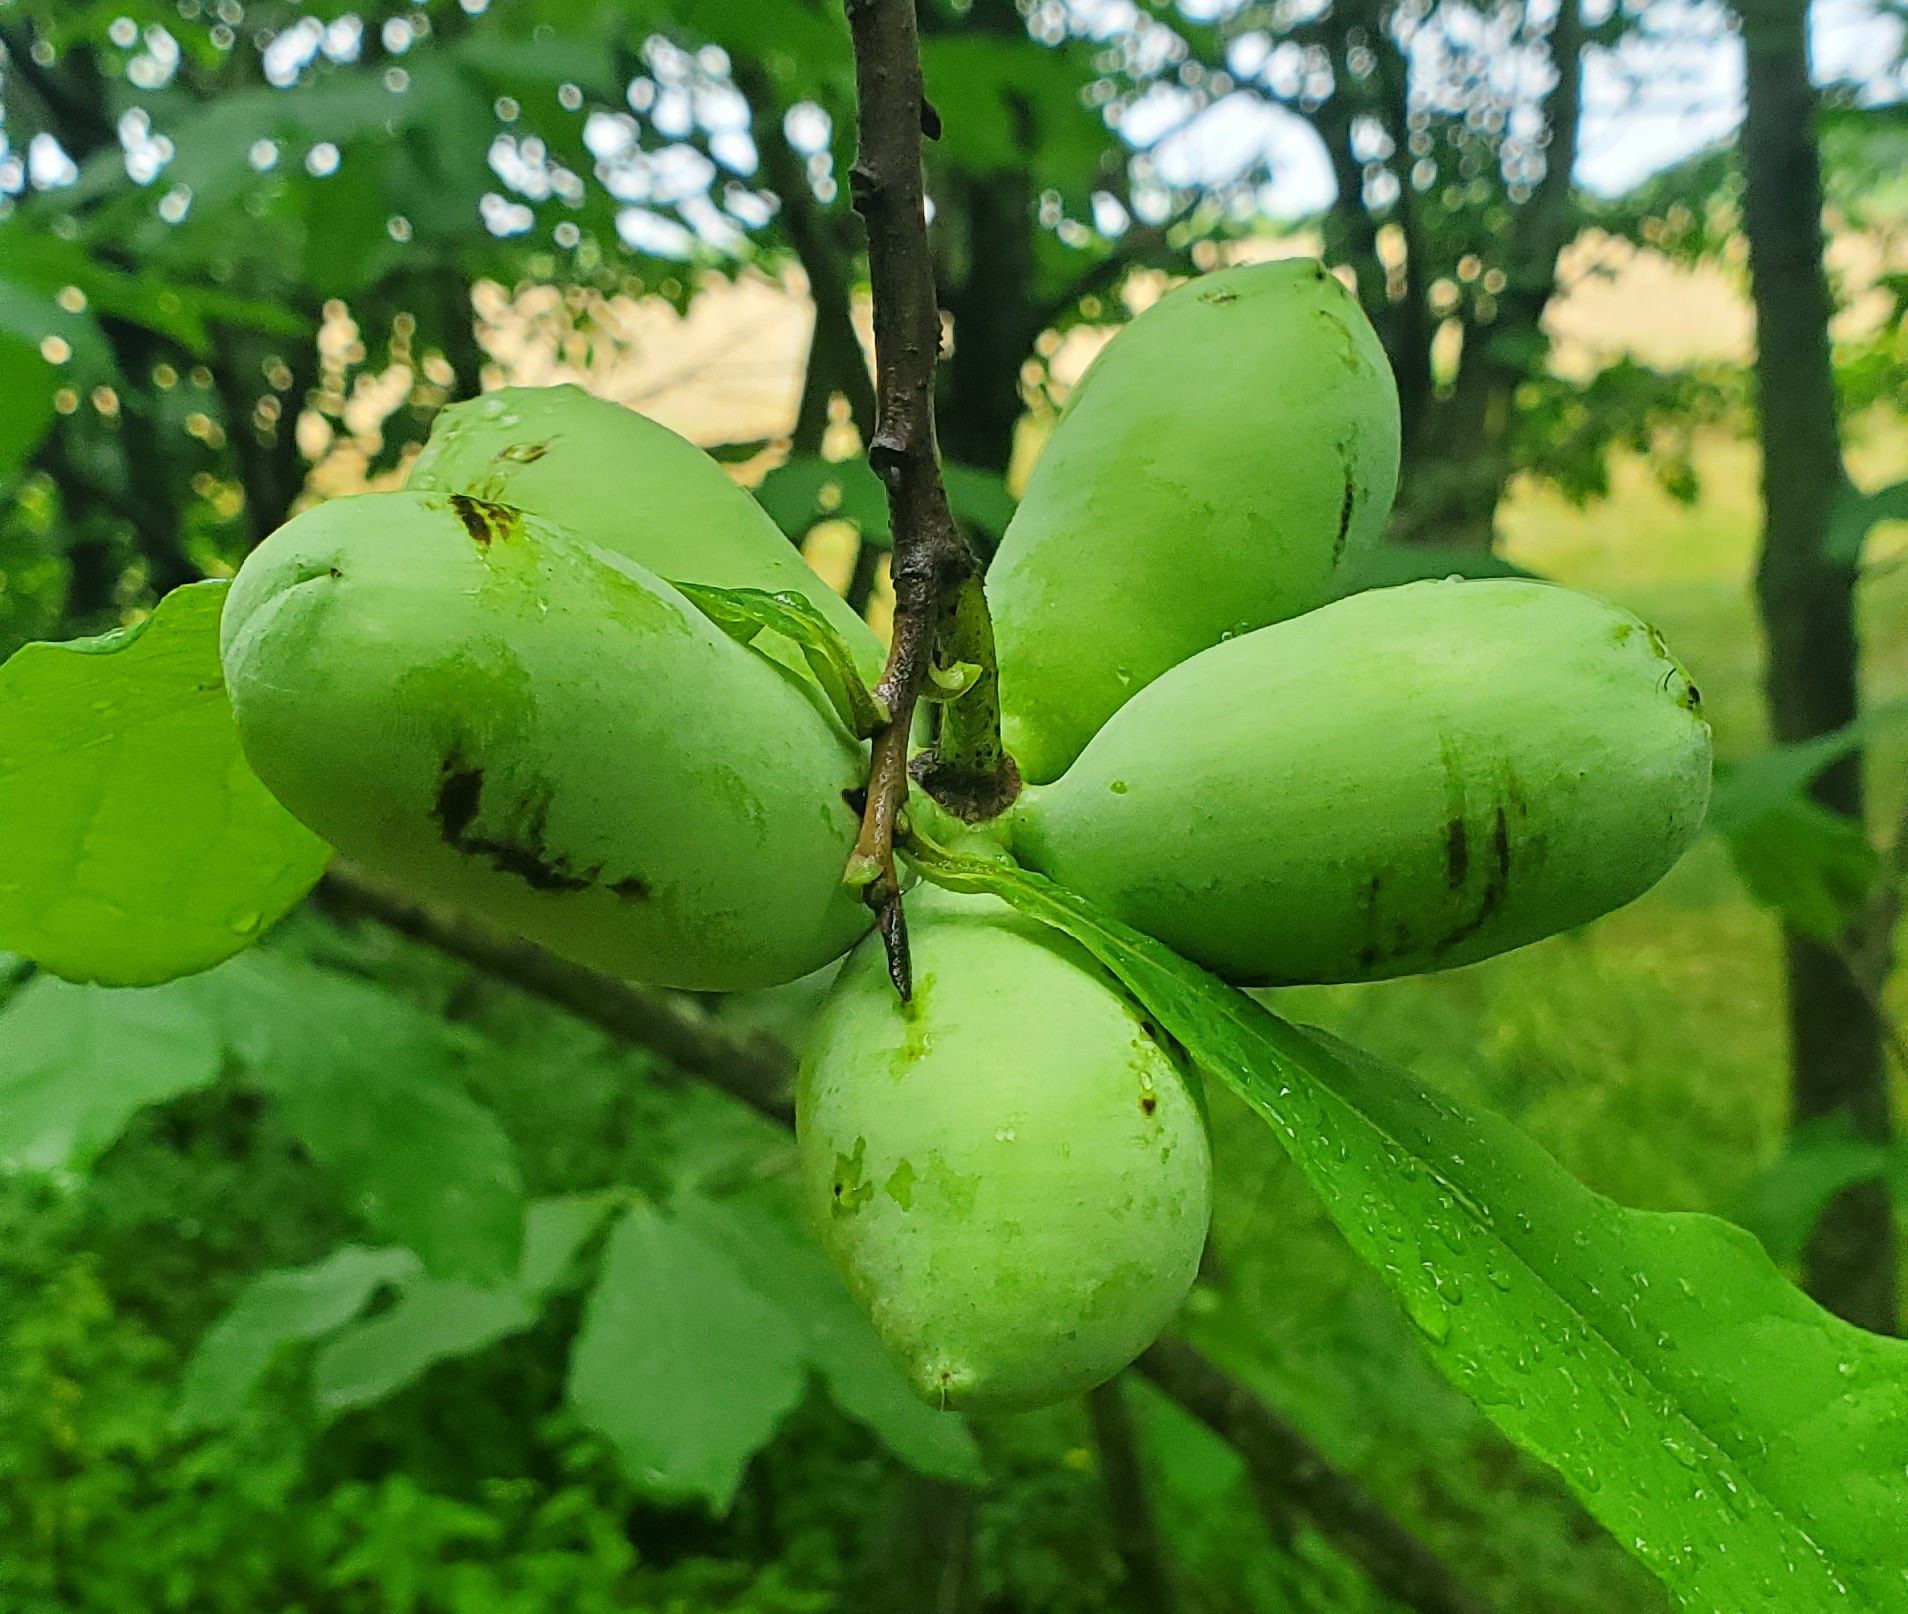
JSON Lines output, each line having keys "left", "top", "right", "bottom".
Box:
{"left": 0, "top": 0, "right": 1906, "bottom": 1610}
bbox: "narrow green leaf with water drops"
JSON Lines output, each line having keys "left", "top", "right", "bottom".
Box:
{"left": 673, "top": 579, "right": 889, "bottom": 739}
{"left": 0, "top": 582, "right": 332, "bottom": 986}
{"left": 908, "top": 840, "right": 1908, "bottom": 1612}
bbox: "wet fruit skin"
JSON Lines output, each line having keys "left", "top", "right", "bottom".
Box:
{"left": 799, "top": 883, "right": 1212, "bottom": 1414}
{"left": 987, "top": 258, "right": 1402, "bottom": 785}
{"left": 408, "top": 384, "right": 886, "bottom": 683}
{"left": 221, "top": 490, "right": 872, "bottom": 991}
{"left": 1007, "top": 579, "right": 1713, "bottom": 986}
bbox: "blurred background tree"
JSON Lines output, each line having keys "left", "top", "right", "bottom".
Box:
{"left": 1, "top": 0, "right": 1906, "bottom": 1608}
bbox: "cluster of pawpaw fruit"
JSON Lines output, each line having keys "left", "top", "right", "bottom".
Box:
{"left": 222, "top": 257, "right": 1712, "bottom": 1414}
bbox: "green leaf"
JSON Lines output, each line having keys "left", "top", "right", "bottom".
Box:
{"left": 753, "top": 456, "right": 1015, "bottom": 551}
{"left": 940, "top": 464, "right": 1018, "bottom": 544}
{"left": 0, "top": 974, "right": 223, "bottom": 1173}
{"left": 754, "top": 454, "right": 891, "bottom": 545}
{"left": 1734, "top": 1115, "right": 1895, "bottom": 1269}
{"left": 176, "top": 1245, "right": 422, "bottom": 1430}
{"left": 908, "top": 842, "right": 1908, "bottom": 1610}
{"left": 567, "top": 1201, "right": 808, "bottom": 1509}
{"left": 1721, "top": 799, "right": 1880, "bottom": 940}
{"left": 672, "top": 579, "right": 888, "bottom": 738}
{"left": 676, "top": 1186, "right": 986, "bottom": 1484}
{"left": 312, "top": 1194, "right": 617, "bottom": 1414}
{"left": 921, "top": 35, "right": 1107, "bottom": 187}
{"left": 1826, "top": 477, "right": 1908, "bottom": 565}
{"left": 0, "top": 333, "right": 59, "bottom": 482}
{"left": 1705, "top": 697, "right": 1908, "bottom": 834}
{"left": 0, "top": 582, "right": 333, "bottom": 987}
{"left": 208, "top": 954, "right": 524, "bottom": 1285}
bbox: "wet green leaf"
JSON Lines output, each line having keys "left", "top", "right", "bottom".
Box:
{"left": 0, "top": 583, "right": 332, "bottom": 986}
{"left": 674, "top": 579, "right": 888, "bottom": 738}
{"left": 909, "top": 842, "right": 1908, "bottom": 1611}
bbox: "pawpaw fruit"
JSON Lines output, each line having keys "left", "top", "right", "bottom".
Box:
{"left": 799, "top": 882, "right": 1211, "bottom": 1413}
{"left": 409, "top": 384, "right": 886, "bottom": 682}
{"left": 1007, "top": 579, "right": 1712, "bottom": 984}
{"left": 221, "top": 490, "right": 871, "bottom": 990}
{"left": 988, "top": 259, "right": 1401, "bottom": 784}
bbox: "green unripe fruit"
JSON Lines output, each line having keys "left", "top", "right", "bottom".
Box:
{"left": 222, "top": 490, "right": 870, "bottom": 990}
{"left": 1009, "top": 579, "right": 1712, "bottom": 985}
{"left": 989, "top": 259, "right": 1401, "bottom": 784}
{"left": 409, "top": 384, "right": 885, "bottom": 682}
{"left": 799, "top": 885, "right": 1211, "bottom": 1413}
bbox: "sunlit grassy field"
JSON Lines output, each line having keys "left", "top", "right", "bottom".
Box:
{"left": 1158, "top": 422, "right": 1908, "bottom": 1611}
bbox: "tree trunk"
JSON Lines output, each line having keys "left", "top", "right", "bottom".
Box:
{"left": 1739, "top": 0, "right": 1895, "bottom": 1331}
{"left": 937, "top": 168, "right": 1039, "bottom": 475}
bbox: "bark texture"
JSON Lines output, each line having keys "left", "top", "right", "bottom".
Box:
{"left": 1739, "top": 0, "right": 1895, "bottom": 1332}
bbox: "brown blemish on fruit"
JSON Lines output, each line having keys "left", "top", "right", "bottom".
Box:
{"left": 1139, "top": 1094, "right": 1159, "bottom": 1117}
{"left": 1357, "top": 873, "right": 1384, "bottom": 971}
{"left": 1445, "top": 815, "right": 1470, "bottom": 889}
{"left": 1430, "top": 804, "right": 1512, "bottom": 958}
{"left": 1334, "top": 467, "right": 1356, "bottom": 565}
{"left": 448, "top": 493, "right": 519, "bottom": 548}
{"left": 433, "top": 751, "right": 600, "bottom": 894}
{"left": 609, "top": 875, "right": 650, "bottom": 901}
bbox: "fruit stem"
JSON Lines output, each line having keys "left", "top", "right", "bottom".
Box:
{"left": 842, "top": 0, "right": 1019, "bottom": 998}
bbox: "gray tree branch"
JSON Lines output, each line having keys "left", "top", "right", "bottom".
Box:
{"left": 840, "top": 0, "right": 1018, "bottom": 996}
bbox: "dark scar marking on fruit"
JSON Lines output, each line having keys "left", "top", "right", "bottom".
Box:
{"left": 448, "top": 493, "right": 518, "bottom": 548}
{"left": 1429, "top": 804, "right": 1512, "bottom": 958}
{"left": 609, "top": 876, "right": 650, "bottom": 901}
{"left": 1333, "top": 468, "right": 1356, "bottom": 565}
{"left": 1445, "top": 815, "right": 1470, "bottom": 889}
{"left": 1139, "top": 1094, "right": 1159, "bottom": 1117}
{"left": 433, "top": 753, "right": 601, "bottom": 894}
{"left": 1198, "top": 287, "right": 1238, "bottom": 304}
{"left": 1357, "top": 873, "right": 1384, "bottom": 970}
{"left": 500, "top": 441, "right": 549, "bottom": 464}
{"left": 434, "top": 761, "right": 484, "bottom": 843}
